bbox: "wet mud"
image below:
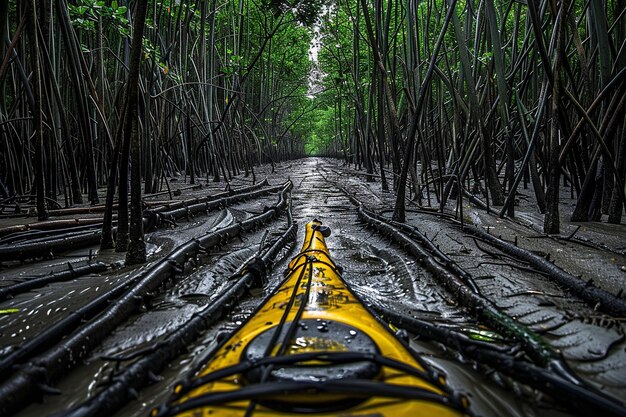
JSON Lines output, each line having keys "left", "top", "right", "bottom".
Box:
{"left": 0, "top": 157, "right": 624, "bottom": 416}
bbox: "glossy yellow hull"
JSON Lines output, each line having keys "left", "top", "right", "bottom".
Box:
{"left": 153, "top": 221, "right": 468, "bottom": 417}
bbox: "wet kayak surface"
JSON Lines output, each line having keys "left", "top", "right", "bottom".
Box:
{"left": 1, "top": 157, "right": 624, "bottom": 417}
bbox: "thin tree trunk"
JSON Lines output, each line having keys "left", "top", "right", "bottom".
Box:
{"left": 485, "top": 0, "right": 512, "bottom": 212}
{"left": 544, "top": 0, "right": 566, "bottom": 234}
{"left": 126, "top": 0, "right": 150, "bottom": 265}
{"left": 100, "top": 100, "right": 128, "bottom": 250}
{"left": 608, "top": 119, "right": 626, "bottom": 223}
{"left": 26, "top": 0, "right": 46, "bottom": 220}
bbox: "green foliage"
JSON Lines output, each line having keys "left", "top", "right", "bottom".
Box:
{"left": 68, "top": 0, "right": 129, "bottom": 35}
{"left": 302, "top": 106, "right": 338, "bottom": 155}
{"left": 267, "top": 0, "right": 327, "bottom": 26}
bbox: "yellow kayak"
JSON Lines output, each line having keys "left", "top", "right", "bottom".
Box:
{"left": 152, "top": 220, "right": 470, "bottom": 417}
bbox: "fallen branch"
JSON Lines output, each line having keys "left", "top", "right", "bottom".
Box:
{"left": 0, "top": 229, "right": 102, "bottom": 263}
{"left": 0, "top": 262, "right": 108, "bottom": 301}
{"left": 143, "top": 181, "right": 282, "bottom": 231}
{"left": 365, "top": 209, "right": 481, "bottom": 294}
{"left": 462, "top": 187, "right": 488, "bottom": 210}
{"left": 143, "top": 183, "right": 204, "bottom": 199}
{"left": 145, "top": 178, "right": 268, "bottom": 213}
{"left": 0, "top": 181, "right": 287, "bottom": 262}
{"left": 462, "top": 224, "right": 626, "bottom": 317}
{"left": 0, "top": 218, "right": 105, "bottom": 238}
{"left": 373, "top": 304, "right": 626, "bottom": 417}
{"left": 0, "top": 222, "right": 106, "bottom": 246}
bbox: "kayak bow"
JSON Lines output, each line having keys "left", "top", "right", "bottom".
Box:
{"left": 152, "top": 220, "right": 470, "bottom": 417}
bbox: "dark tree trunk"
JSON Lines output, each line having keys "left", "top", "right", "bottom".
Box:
{"left": 608, "top": 121, "right": 626, "bottom": 224}
{"left": 115, "top": 126, "right": 131, "bottom": 252}
{"left": 571, "top": 153, "right": 599, "bottom": 221}
{"left": 100, "top": 100, "right": 128, "bottom": 250}
{"left": 26, "top": 0, "right": 47, "bottom": 220}
{"left": 543, "top": 1, "right": 566, "bottom": 234}
{"left": 126, "top": 0, "right": 150, "bottom": 265}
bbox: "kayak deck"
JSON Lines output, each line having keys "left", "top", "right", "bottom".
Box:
{"left": 152, "top": 221, "right": 469, "bottom": 417}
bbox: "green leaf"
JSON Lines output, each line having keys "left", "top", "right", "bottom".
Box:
{"left": 0, "top": 308, "right": 20, "bottom": 315}
{"left": 461, "top": 327, "right": 504, "bottom": 342}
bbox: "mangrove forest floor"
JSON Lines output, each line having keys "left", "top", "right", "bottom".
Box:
{"left": 0, "top": 157, "right": 625, "bottom": 417}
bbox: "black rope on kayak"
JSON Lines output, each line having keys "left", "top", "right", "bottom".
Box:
{"left": 261, "top": 257, "right": 310, "bottom": 358}
{"left": 274, "top": 258, "right": 315, "bottom": 358}
{"left": 282, "top": 223, "right": 345, "bottom": 277}
{"left": 153, "top": 379, "right": 468, "bottom": 417}
{"left": 164, "top": 304, "right": 473, "bottom": 414}
{"left": 243, "top": 255, "right": 316, "bottom": 417}
{"left": 170, "top": 351, "right": 439, "bottom": 398}
{"left": 286, "top": 251, "right": 343, "bottom": 277}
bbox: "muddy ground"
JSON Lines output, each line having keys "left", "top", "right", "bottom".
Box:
{"left": 0, "top": 157, "right": 624, "bottom": 417}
